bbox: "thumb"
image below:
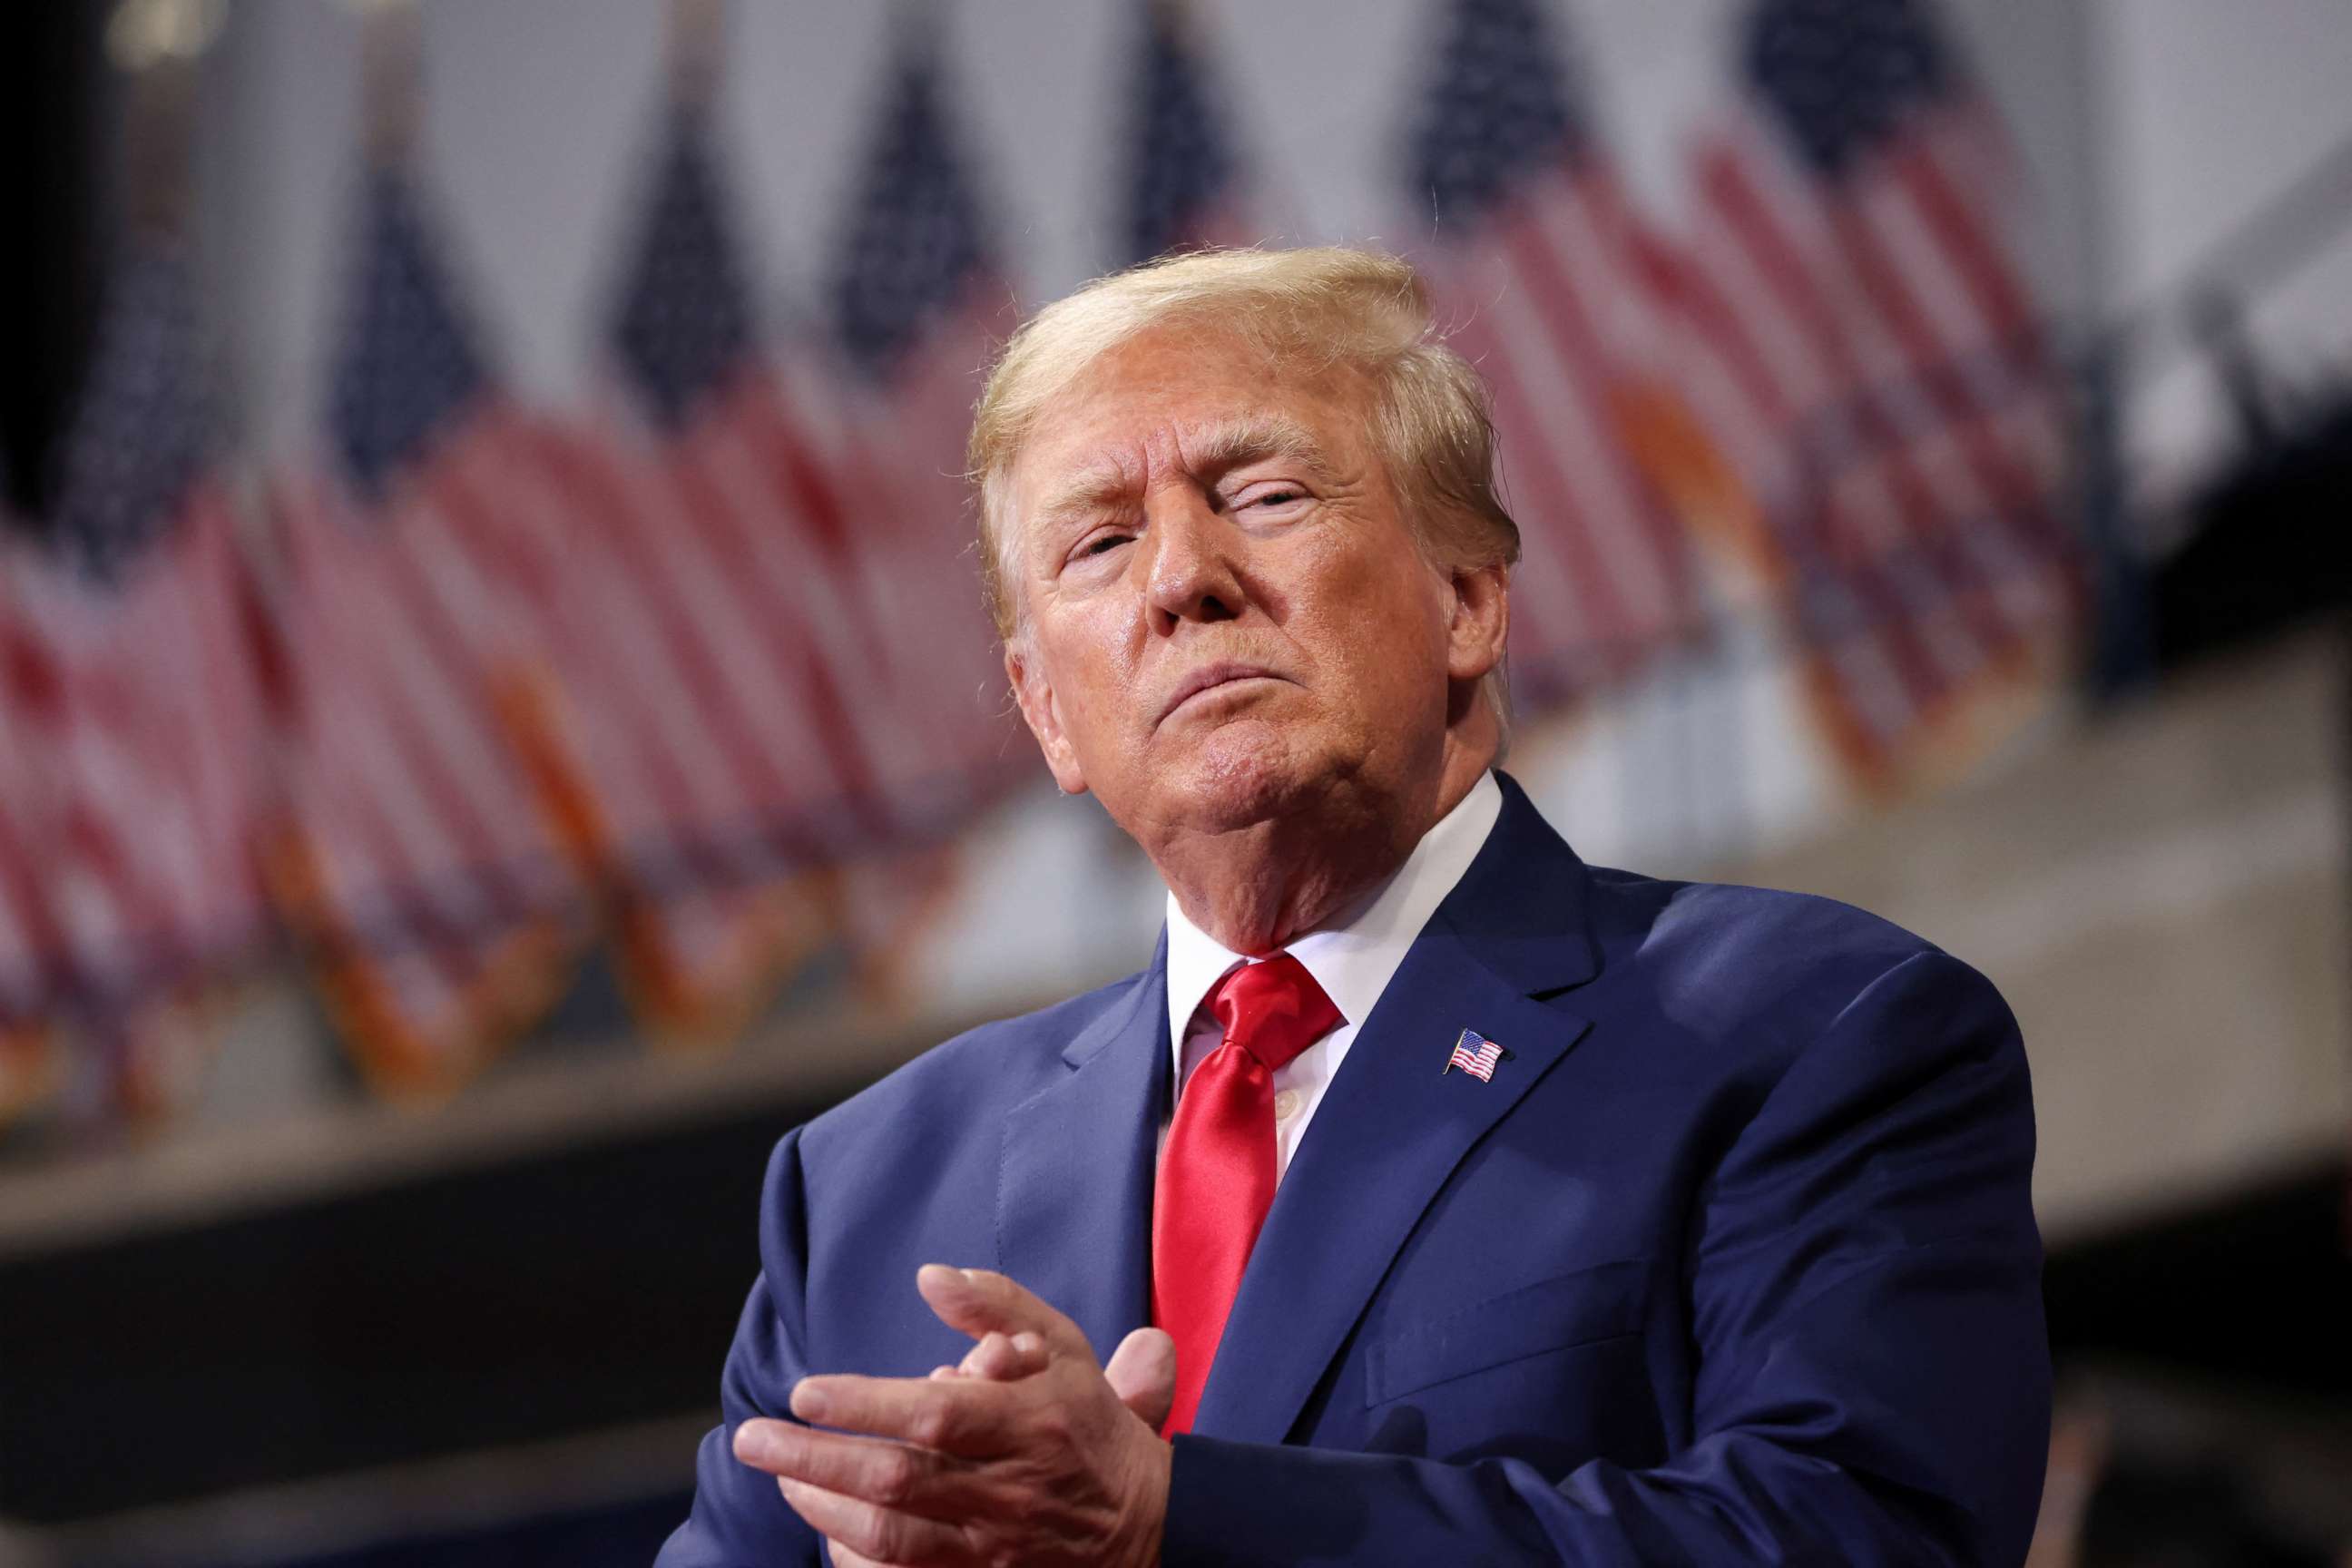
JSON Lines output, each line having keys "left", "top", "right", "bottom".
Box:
{"left": 1103, "top": 1327, "right": 1177, "bottom": 1431}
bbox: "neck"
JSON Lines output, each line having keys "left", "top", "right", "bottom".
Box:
{"left": 1152, "top": 735, "right": 1494, "bottom": 956}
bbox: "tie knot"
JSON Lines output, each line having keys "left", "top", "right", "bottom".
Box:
{"left": 1208, "top": 952, "right": 1342, "bottom": 1073}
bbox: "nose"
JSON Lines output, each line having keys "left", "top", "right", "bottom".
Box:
{"left": 1141, "top": 490, "right": 1245, "bottom": 633}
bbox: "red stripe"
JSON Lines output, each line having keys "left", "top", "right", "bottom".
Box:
{"left": 1451, "top": 233, "right": 1642, "bottom": 678}
{"left": 527, "top": 425, "right": 824, "bottom": 874}
{"left": 276, "top": 489, "right": 498, "bottom": 1005}
{"left": 1693, "top": 154, "right": 1947, "bottom": 710}
{"left": 390, "top": 460, "right": 566, "bottom": 878}
{"left": 670, "top": 396, "right": 883, "bottom": 812}
{"left": 727, "top": 385, "right": 898, "bottom": 805}
{"left": 31, "top": 570, "right": 203, "bottom": 995}
{"left": 293, "top": 471, "right": 540, "bottom": 933}
{"left": 1623, "top": 210, "right": 1794, "bottom": 428}
{"left": 0, "top": 798, "right": 68, "bottom": 1006}
{"left": 190, "top": 494, "right": 266, "bottom": 927}
{"left": 0, "top": 577, "right": 74, "bottom": 1004}
{"left": 1442, "top": 307, "right": 1621, "bottom": 695}
{"left": 499, "top": 426, "right": 740, "bottom": 878}
{"left": 1823, "top": 199, "right": 2056, "bottom": 553}
{"left": 1889, "top": 138, "right": 2041, "bottom": 360}
{"left": 1698, "top": 148, "right": 1960, "bottom": 710}
{"left": 1499, "top": 196, "right": 1696, "bottom": 636}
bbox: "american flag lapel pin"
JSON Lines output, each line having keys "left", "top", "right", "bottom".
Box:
{"left": 1442, "top": 1028, "right": 1511, "bottom": 1083}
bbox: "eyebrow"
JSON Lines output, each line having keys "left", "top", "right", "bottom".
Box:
{"left": 1033, "top": 415, "right": 1333, "bottom": 528}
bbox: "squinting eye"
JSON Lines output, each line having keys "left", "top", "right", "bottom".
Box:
{"left": 1081, "top": 534, "right": 1132, "bottom": 558}
{"left": 1235, "top": 486, "right": 1307, "bottom": 511}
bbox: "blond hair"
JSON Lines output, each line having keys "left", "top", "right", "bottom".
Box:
{"left": 967, "top": 247, "right": 1520, "bottom": 719}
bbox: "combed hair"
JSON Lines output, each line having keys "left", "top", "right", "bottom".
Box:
{"left": 966, "top": 246, "right": 1521, "bottom": 720}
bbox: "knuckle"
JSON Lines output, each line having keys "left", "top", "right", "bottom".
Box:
{"left": 909, "top": 1403, "right": 957, "bottom": 1450}
{"left": 872, "top": 1446, "right": 920, "bottom": 1505}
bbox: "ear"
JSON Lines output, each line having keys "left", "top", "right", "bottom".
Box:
{"left": 1444, "top": 560, "right": 1510, "bottom": 685}
{"left": 1005, "top": 643, "right": 1089, "bottom": 797}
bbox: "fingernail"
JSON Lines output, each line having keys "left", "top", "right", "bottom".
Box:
{"left": 789, "top": 1380, "right": 830, "bottom": 1421}
{"left": 1012, "top": 1331, "right": 1044, "bottom": 1355}
{"left": 959, "top": 1267, "right": 982, "bottom": 1282}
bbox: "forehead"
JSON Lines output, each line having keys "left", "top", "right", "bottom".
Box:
{"left": 1007, "top": 327, "right": 1374, "bottom": 507}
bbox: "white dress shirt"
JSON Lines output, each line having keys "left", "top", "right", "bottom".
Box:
{"left": 1161, "top": 771, "right": 1505, "bottom": 1184}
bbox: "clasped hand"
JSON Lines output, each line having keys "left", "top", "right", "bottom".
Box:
{"left": 733, "top": 1264, "right": 1175, "bottom": 1568}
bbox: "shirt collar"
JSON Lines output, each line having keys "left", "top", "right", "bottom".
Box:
{"left": 1162, "top": 770, "right": 1505, "bottom": 1058}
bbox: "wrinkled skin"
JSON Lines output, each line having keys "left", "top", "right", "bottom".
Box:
{"left": 1002, "top": 324, "right": 1507, "bottom": 953}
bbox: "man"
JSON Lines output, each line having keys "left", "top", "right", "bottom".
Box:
{"left": 658, "top": 248, "right": 2049, "bottom": 1566}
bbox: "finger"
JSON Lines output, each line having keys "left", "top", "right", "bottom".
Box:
{"left": 772, "top": 1476, "right": 965, "bottom": 1568}
{"left": 958, "top": 1329, "right": 1049, "bottom": 1382}
{"left": 825, "top": 1544, "right": 897, "bottom": 1568}
{"left": 916, "top": 1265, "right": 1093, "bottom": 1360}
{"left": 956, "top": 1331, "right": 1009, "bottom": 1378}
{"left": 789, "top": 1372, "right": 1014, "bottom": 1457}
{"left": 1103, "top": 1327, "right": 1177, "bottom": 1431}
{"left": 733, "top": 1418, "right": 977, "bottom": 1521}
{"left": 927, "top": 1365, "right": 962, "bottom": 1381}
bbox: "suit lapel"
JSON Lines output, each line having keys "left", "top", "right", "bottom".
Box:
{"left": 996, "top": 935, "right": 1171, "bottom": 1364}
{"left": 1191, "top": 775, "right": 1603, "bottom": 1443}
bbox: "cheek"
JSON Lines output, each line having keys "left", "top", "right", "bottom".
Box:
{"left": 1312, "top": 552, "right": 1453, "bottom": 676}
{"left": 1037, "top": 612, "right": 1146, "bottom": 732}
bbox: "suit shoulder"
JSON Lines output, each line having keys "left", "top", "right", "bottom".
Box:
{"left": 796, "top": 970, "right": 1149, "bottom": 1166}
{"left": 1583, "top": 863, "right": 1981, "bottom": 1034}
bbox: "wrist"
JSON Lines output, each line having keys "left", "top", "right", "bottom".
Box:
{"left": 1118, "top": 1432, "right": 1171, "bottom": 1568}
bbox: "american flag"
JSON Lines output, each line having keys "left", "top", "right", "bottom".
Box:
{"left": 827, "top": 35, "right": 1024, "bottom": 828}
{"left": 1445, "top": 1028, "right": 1508, "bottom": 1082}
{"left": 1, "top": 460, "right": 55, "bottom": 1104}
{"left": 0, "top": 520, "right": 57, "bottom": 1114}
{"left": 267, "top": 163, "right": 578, "bottom": 1092}
{"left": 1124, "top": 0, "right": 1255, "bottom": 263}
{"left": 1, "top": 533, "right": 66, "bottom": 1033}
{"left": 1, "top": 238, "right": 263, "bottom": 1054}
{"left": 1406, "top": 0, "right": 1704, "bottom": 707}
{"left": 509, "top": 89, "right": 895, "bottom": 1036}
{"left": 1666, "top": 0, "right": 2082, "bottom": 781}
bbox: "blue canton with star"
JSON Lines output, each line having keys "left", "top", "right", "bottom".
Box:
{"left": 325, "top": 167, "right": 492, "bottom": 505}
{"left": 832, "top": 48, "right": 991, "bottom": 386}
{"left": 51, "top": 239, "right": 211, "bottom": 583}
{"left": 1125, "top": 2, "right": 1235, "bottom": 265}
{"left": 1408, "top": 0, "right": 1594, "bottom": 232}
{"left": 1745, "top": 0, "right": 1956, "bottom": 178}
{"left": 609, "top": 99, "right": 761, "bottom": 434}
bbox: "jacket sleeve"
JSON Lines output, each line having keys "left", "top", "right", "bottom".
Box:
{"left": 1163, "top": 950, "right": 2052, "bottom": 1567}
{"left": 655, "top": 1127, "right": 826, "bottom": 1568}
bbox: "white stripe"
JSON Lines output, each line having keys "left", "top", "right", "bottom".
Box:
{"left": 554, "top": 426, "right": 788, "bottom": 874}
{"left": 1472, "top": 250, "right": 1655, "bottom": 647}
{"left": 1503, "top": 194, "right": 1684, "bottom": 635}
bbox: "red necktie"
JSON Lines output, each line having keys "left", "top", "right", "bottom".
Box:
{"left": 1152, "top": 953, "right": 1342, "bottom": 1436}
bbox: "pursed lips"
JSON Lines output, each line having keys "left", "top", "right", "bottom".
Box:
{"left": 1155, "top": 662, "right": 1288, "bottom": 724}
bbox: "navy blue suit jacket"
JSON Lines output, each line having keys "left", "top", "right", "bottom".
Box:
{"left": 659, "top": 774, "right": 2049, "bottom": 1564}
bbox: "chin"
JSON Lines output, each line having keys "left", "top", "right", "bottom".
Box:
{"left": 1152, "top": 720, "right": 1332, "bottom": 832}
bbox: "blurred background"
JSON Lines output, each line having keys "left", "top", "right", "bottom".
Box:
{"left": 1, "top": 0, "right": 2347, "bottom": 1563}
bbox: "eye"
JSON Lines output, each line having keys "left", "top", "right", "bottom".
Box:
{"left": 1230, "top": 482, "right": 1309, "bottom": 514}
{"left": 1073, "top": 531, "right": 1133, "bottom": 562}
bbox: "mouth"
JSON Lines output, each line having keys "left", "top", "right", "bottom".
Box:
{"left": 1156, "top": 662, "right": 1288, "bottom": 725}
